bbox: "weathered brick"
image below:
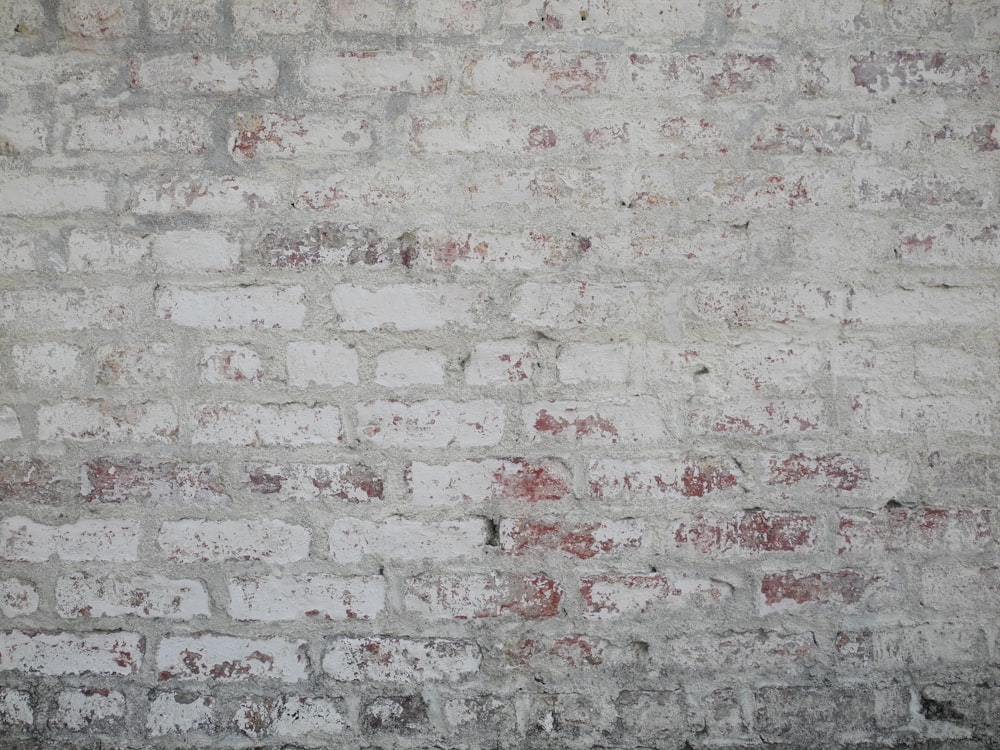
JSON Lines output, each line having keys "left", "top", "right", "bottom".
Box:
{"left": 331, "top": 283, "right": 487, "bottom": 331}
{"left": 286, "top": 341, "right": 359, "bottom": 386}
{"left": 145, "top": 692, "right": 214, "bottom": 736}
{"left": 327, "top": 0, "right": 399, "bottom": 30}
{"left": 52, "top": 688, "right": 125, "bottom": 731}
{"left": 150, "top": 230, "right": 240, "bottom": 271}
{"left": 227, "top": 574, "right": 385, "bottom": 621}
{"left": 0, "top": 458, "right": 72, "bottom": 504}
{"left": 556, "top": 342, "right": 630, "bottom": 384}
{"left": 200, "top": 345, "right": 264, "bottom": 384}
{"left": 524, "top": 400, "right": 665, "bottom": 444}
{"left": 689, "top": 283, "right": 842, "bottom": 328}
{"left": 56, "top": 572, "right": 210, "bottom": 620}
{"left": 499, "top": 518, "right": 645, "bottom": 558}
{"left": 323, "top": 637, "right": 481, "bottom": 682}
{"left": 848, "top": 395, "right": 992, "bottom": 436}
{"left": 662, "top": 631, "right": 819, "bottom": 674}
{"left": 329, "top": 516, "right": 487, "bottom": 563}
{"left": 68, "top": 110, "right": 210, "bottom": 154}
{"left": 1, "top": 288, "right": 138, "bottom": 331}
{"left": 159, "top": 519, "right": 310, "bottom": 564}
{"left": 613, "top": 689, "right": 690, "bottom": 742}
{"left": 920, "top": 564, "right": 1000, "bottom": 617}
{"left": 0, "top": 578, "right": 38, "bottom": 617}
{"left": 0, "top": 408, "right": 22, "bottom": 441}
{"left": 147, "top": 0, "right": 216, "bottom": 32}
{"left": 231, "top": 0, "right": 322, "bottom": 35}
{"left": 0, "top": 687, "right": 33, "bottom": 731}
{"left": 59, "top": 0, "right": 135, "bottom": 37}
{"left": 233, "top": 695, "right": 347, "bottom": 739}
{"left": 851, "top": 52, "right": 997, "bottom": 96}
{"left": 157, "top": 634, "right": 308, "bottom": 682}
{"left": 838, "top": 507, "right": 992, "bottom": 555}
{"left": 0, "top": 516, "right": 140, "bottom": 562}
{"left": 357, "top": 399, "right": 504, "bottom": 447}
{"left": 131, "top": 54, "right": 279, "bottom": 95}
{"left": 673, "top": 511, "right": 817, "bottom": 554}
{"left": 231, "top": 113, "right": 371, "bottom": 159}
{"left": 0, "top": 175, "right": 107, "bottom": 216}
{"left": 37, "top": 400, "right": 178, "bottom": 443}
{"left": 587, "top": 458, "right": 741, "bottom": 502}
{"left": 83, "top": 458, "right": 227, "bottom": 505}
{"left": 192, "top": 403, "right": 341, "bottom": 446}
{"left": 464, "top": 340, "right": 538, "bottom": 384}
{"left": 404, "top": 573, "right": 563, "bottom": 618}
{"left": 755, "top": 686, "right": 908, "bottom": 740}
{"left": 512, "top": 282, "right": 647, "bottom": 330}
{"left": 97, "top": 342, "right": 175, "bottom": 387}
{"left": 135, "top": 174, "right": 283, "bottom": 215}
{"left": 687, "top": 398, "right": 824, "bottom": 437}
{"left": 257, "top": 222, "right": 414, "bottom": 268}
{"left": 629, "top": 52, "right": 783, "bottom": 99}
{"left": 362, "top": 694, "right": 428, "bottom": 733}
{"left": 376, "top": 349, "right": 447, "bottom": 386}
{"left": 244, "top": 463, "right": 382, "bottom": 503}
{"left": 66, "top": 231, "right": 149, "bottom": 271}
{"left": 463, "top": 51, "right": 609, "bottom": 96}
{"left": 759, "top": 570, "right": 891, "bottom": 613}
{"left": 0, "top": 631, "right": 143, "bottom": 676}
{"left": 408, "top": 458, "right": 572, "bottom": 506}
{"left": 302, "top": 51, "right": 448, "bottom": 96}
{"left": 580, "top": 573, "right": 732, "bottom": 619}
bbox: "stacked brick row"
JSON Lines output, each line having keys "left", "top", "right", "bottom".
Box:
{"left": 1, "top": 0, "right": 997, "bottom": 747}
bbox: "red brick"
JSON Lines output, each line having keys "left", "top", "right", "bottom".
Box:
{"left": 244, "top": 463, "right": 383, "bottom": 503}
{"left": 672, "top": 511, "right": 817, "bottom": 553}
{"left": 587, "top": 458, "right": 740, "bottom": 502}
{"left": 759, "top": 570, "right": 889, "bottom": 612}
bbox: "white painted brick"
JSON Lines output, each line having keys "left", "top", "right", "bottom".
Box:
{"left": 512, "top": 283, "right": 646, "bottom": 330}
{"left": 157, "top": 634, "right": 307, "bottom": 682}
{"left": 323, "top": 637, "right": 481, "bottom": 682}
{"left": 375, "top": 349, "right": 446, "bottom": 386}
{"left": 234, "top": 696, "right": 347, "bottom": 739}
{"left": 1, "top": 288, "right": 139, "bottom": 331}
{"left": 135, "top": 174, "right": 283, "bottom": 215}
{"left": 408, "top": 458, "right": 572, "bottom": 506}
{"left": 151, "top": 230, "right": 240, "bottom": 271}
{"left": 329, "top": 516, "right": 488, "bottom": 564}
{"left": 848, "top": 286, "right": 996, "bottom": 326}
{"left": 192, "top": 403, "right": 341, "bottom": 446}
{"left": 523, "top": 400, "right": 666, "bottom": 444}
{"left": 287, "top": 341, "right": 359, "bottom": 386}
{"left": 231, "top": 113, "right": 372, "bottom": 159}
{"left": 556, "top": 342, "right": 630, "bottom": 384}
{"left": 302, "top": 51, "right": 448, "bottom": 96}
{"left": 0, "top": 516, "right": 141, "bottom": 562}
{"left": 331, "top": 283, "right": 486, "bottom": 331}
{"left": 60, "top": 0, "right": 136, "bottom": 37}
{"left": 56, "top": 572, "right": 210, "bottom": 619}
{"left": 158, "top": 519, "right": 310, "bottom": 564}
{"left": 53, "top": 689, "right": 125, "bottom": 731}
{"left": 96, "top": 343, "right": 174, "bottom": 387}
{"left": 231, "top": 0, "right": 322, "bottom": 35}
{"left": 0, "top": 1, "right": 44, "bottom": 39}
{"left": 0, "top": 578, "right": 38, "bottom": 617}
{"left": 357, "top": 399, "right": 504, "bottom": 447}
{"left": 200, "top": 345, "right": 264, "bottom": 384}
{"left": 37, "top": 400, "right": 178, "bottom": 443}
{"left": 0, "top": 408, "right": 22, "bottom": 441}
{"left": 0, "top": 229, "right": 39, "bottom": 272}
{"left": 0, "top": 175, "right": 107, "bottom": 215}
{"left": 0, "top": 687, "right": 33, "bottom": 730}
{"left": 465, "top": 340, "right": 537, "bottom": 384}
{"left": 67, "top": 110, "right": 210, "bottom": 153}
{"left": 12, "top": 344, "right": 83, "bottom": 387}
{"left": 404, "top": 572, "right": 563, "bottom": 619}
{"left": 0, "top": 112, "right": 47, "bottom": 156}
{"left": 157, "top": 285, "right": 305, "bottom": 330}
{"left": 132, "top": 54, "right": 278, "bottom": 95}
{"left": 146, "top": 692, "right": 214, "bottom": 736}
{"left": 243, "top": 463, "right": 383, "bottom": 503}
{"left": 0, "top": 630, "right": 143, "bottom": 675}
{"left": 227, "top": 574, "right": 385, "bottom": 621}
{"left": 66, "top": 231, "right": 149, "bottom": 271}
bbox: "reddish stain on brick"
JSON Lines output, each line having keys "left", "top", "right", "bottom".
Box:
{"left": 768, "top": 453, "right": 870, "bottom": 491}
{"left": 838, "top": 507, "right": 991, "bottom": 553}
{"left": 534, "top": 409, "right": 619, "bottom": 439}
{"left": 674, "top": 511, "right": 816, "bottom": 553}
{"left": 760, "top": 570, "right": 875, "bottom": 606}
{"left": 527, "top": 126, "right": 557, "bottom": 149}
{"left": 680, "top": 465, "right": 739, "bottom": 497}
{"left": 502, "top": 575, "right": 563, "bottom": 618}
{"left": 491, "top": 460, "right": 570, "bottom": 502}
{"left": 425, "top": 234, "right": 490, "bottom": 267}
{"left": 550, "top": 636, "right": 604, "bottom": 667}
{"left": 502, "top": 519, "right": 642, "bottom": 559}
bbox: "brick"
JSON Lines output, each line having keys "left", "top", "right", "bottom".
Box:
{"left": 362, "top": 694, "right": 428, "bottom": 733}
{"left": 613, "top": 690, "right": 690, "bottom": 742}
{"left": 257, "top": 222, "right": 414, "bottom": 268}
{"left": 415, "top": 0, "right": 487, "bottom": 33}
{"left": 875, "top": 623, "right": 989, "bottom": 670}
{"left": 920, "top": 684, "right": 1000, "bottom": 731}
{"left": 556, "top": 342, "right": 630, "bottom": 384}
{"left": 151, "top": 230, "right": 241, "bottom": 271}
{"left": 14, "top": 341, "right": 86, "bottom": 387}
{"left": 672, "top": 511, "right": 817, "bottom": 554}
{"left": 0, "top": 52, "right": 122, "bottom": 98}
{"left": 922, "top": 452, "right": 1000, "bottom": 502}
{"left": 68, "top": 110, "right": 210, "bottom": 154}
{"left": 286, "top": 341, "right": 359, "bottom": 386}
{"left": 327, "top": 0, "right": 399, "bottom": 31}
{"left": 227, "top": 574, "right": 385, "bottom": 621}
{"left": 848, "top": 395, "right": 992, "bottom": 436}
{"left": 231, "top": 113, "right": 371, "bottom": 159}
{"left": 0, "top": 578, "right": 38, "bottom": 617}
{"left": 587, "top": 458, "right": 741, "bottom": 502}
{"left": 56, "top": 572, "right": 210, "bottom": 619}
{"left": 37, "top": 400, "right": 178, "bottom": 443}
{"left": 0, "top": 113, "right": 47, "bottom": 158}
{"left": 751, "top": 115, "right": 868, "bottom": 154}
{"left": 59, "top": 0, "right": 135, "bottom": 36}
{"left": 580, "top": 573, "right": 732, "bottom": 619}
{"left": 629, "top": 52, "right": 783, "bottom": 99}
{"left": 409, "top": 113, "right": 556, "bottom": 155}
{"left": 504, "top": 634, "right": 631, "bottom": 670}
{"left": 323, "top": 637, "right": 481, "bottom": 682}
{"left": 135, "top": 174, "right": 283, "bottom": 214}
{"left": 199, "top": 345, "right": 264, "bottom": 384}
{"left": 245, "top": 463, "right": 382, "bottom": 503}
{"left": 893, "top": 221, "right": 1000, "bottom": 267}
{"left": 302, "top": 51, "right": 448, "bottom": 96}
{"left": 526, "top": 692, "right": 616, "bottom": 741}
{"left": 687, "top": 398, "right": 824, "bottom": 436}
{"left": 443, "top": 695, "right": 514, "bottom": 736}
{"left": 416, "top": 230, "right": 592, "bottom": 269}
{"left": 158, "top": 519, "right": 310, "bottom": 564}
{"left": 759, "top": 570, "right": 890, "bottom": 613}
{"left": 157, "top": 634, "right": 308, "bottom": 682}
{"left": 512, "top": 282, "right": 646, "bottom": 330}
{"left": 52, "top": 688, "right": 125, "bottom": 731}
{"left": 147, "top": 0, "right": 216, "bottom": 32}
{"left": 463, "top": 51, "right": 609, "bottom": 96}
{"left": 755, "top": 686, "right": 908, "bottom": 741}
{"left": 499, "top": 518, "right": 645, "bottom": 558}
{"left": 1, "top": 288, "right": 137, "bottom": 331}
{"left": 846, "top": 286, "right": 994, "bottom": 326}
{"left": 97, "top": 343, "right": 174, "bottom": 387}
{"left": 663, "top": 631, "right": 819, "bottom": 673}
{"left": 465, "top": 340, "right": 538, "bottom": 384}
{"left": 0, "top": 688, "right": 32, "bottom": 731}
{"left": 408, "top": 458, "right": 572, "bottom": 506}
{"left": 688, "top": 282, "right": 842, "bottom": 328}
{"left": 331, "top": 283, "right": 486, "bottom": 331}
{"left": 376, "top": 349, "right": 446, "bottom": 386}
{"left": 357, "top": 399, "right": 504, "bottom": 447}
{"left": 231, "top": 0, "right": 322, "bottom": 35}
{"left": 853, "top": 165, "right": 989, "bottom": 210}
{"left": 145, "top": 692, "right": 214, "bottom": 736}
{"left": 524, "top": 400, "right": 665, "bottom": 444}
{"left": 0, "top": 408, "right": 21, "bottom": 441}
{"left": 404, "top": 573, "right": 563, "bottom": 618}
{"left": 0, "top": 458, "right": 72, "bottom": 504}
{"left": 0, "top": 174, "right": 107, "bottom": 215}
{"left": 83, "top": 458, "right": 228, "bottom": 504}
{"left": 329, "top": 516, "right": 487, "bottom": 563}
{"left": 851, "top": 52, "right": 997, "bottom": 96}
{"left": 131, "top": 54, "right": 279, "bottom": 95}
{"left": 0, "top": 1, "right": 44, "bottom": 39}
{"left": 67, "top": 230, "right": 149, "bottom": 271}
{"left": 0, "top": 227, "right": 40, "bottom": 272}
{"left": 766, "top": 452, "right": 875, "bottom": 493}
{"left": 0, "top": 631, "right": 143, "bottom": 676}
{"left": 0, "top": 516, "right": 140, "bottom": 562}
{"left": 921, "top": 564, "right": 1000, "bottom": 617}
{"left": 234, "top": 695, "right": 347, "bottom": 739}
{"left": 838, "top": 507, "right": 991, "bottom": 555}
{"left": 192, "top": 403, "right": 341, "bottom": 446}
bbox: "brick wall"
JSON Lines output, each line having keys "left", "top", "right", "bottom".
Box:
{"left": 1, "top": 0, "right": 998, "bottom": 747}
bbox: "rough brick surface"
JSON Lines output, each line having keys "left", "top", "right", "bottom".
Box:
{"left": 2, "top": 2, "right": 997, "bottom": 747}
